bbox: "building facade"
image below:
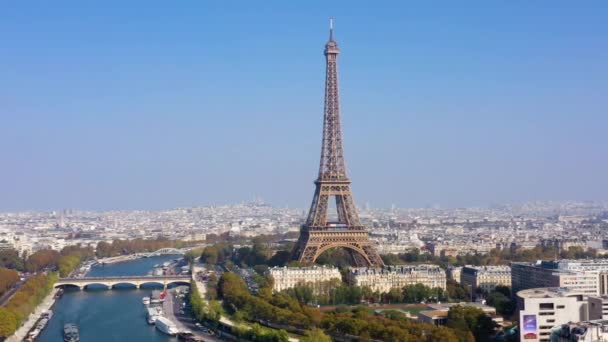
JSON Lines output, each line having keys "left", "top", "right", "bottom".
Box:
{"left": 588, "top": 296, "right": 608, "bottom": 320}
{"left": 347, "top": 264, "right": 446, "bottom": 293}
{"left": 551, "top": 320, "right": 608, "bottom": 341}
{"left": 447, "top": 266, "right": 462, "bottom": 284}
{"left": 512, "top": 262, "right": 599, "bottom": 296}
{"left": 269, "top": 266, "right": 341, "bottom": 292}
{"left": 517, "top": 287, "right": 589, "bottom": 342}
{"left": 460, "top": 265, "right": 511, "bottom": 292}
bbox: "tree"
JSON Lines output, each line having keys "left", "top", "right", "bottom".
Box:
{"left": 487, "top": 291, "right": 514, "bottom": 316}
{"left": 0, "top": 249, "right": 24, "bottom": 271}
{"left": 446, "top": 279, "right": 470, "bottom": 301}
{"left": 201, "top": 246, "right": 219, "bottom": 265}
{"left": 447, "top": 305, "right": 497, "bottom": 342}
{"left": 0, "top": 308, "right": 18, "bottom": 338}
{"left": 26, "top": 249, "right": 60, "bottom": 272}
{"left": 301, "top": 328, "right": 332, "bottom": 342}
{"left": 0, "top": 268, "right": 20, "bottom": 297}
{"left": 494, "top": 285, "right": 511, "bottom": 297}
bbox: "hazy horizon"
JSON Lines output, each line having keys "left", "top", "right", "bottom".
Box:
{"left": 2, "top": 2, "right": 607, "bottom": 211}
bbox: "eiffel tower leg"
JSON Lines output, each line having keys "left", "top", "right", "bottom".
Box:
{"left": 300, "top": 246, "right": 319, "bottom": 264}
{"left": 349, "top": 249, "right": 370, "bottom": 267}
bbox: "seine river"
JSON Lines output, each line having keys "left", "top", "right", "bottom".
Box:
{"left": 37, "top": 255, "right": 181, "bottom": 342}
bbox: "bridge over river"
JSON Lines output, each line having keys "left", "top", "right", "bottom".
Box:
{"left": 55, "top": 275, "right": 191, "bottom": 290}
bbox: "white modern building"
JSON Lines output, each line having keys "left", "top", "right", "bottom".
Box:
{"left": 517, "top": 287, "right": 589, "bottom": 342}
{"left": 512, "top": 261, "right": 599, "bottom": 296}
{"left": 550, "top": 320, "right": 608, "bottom": 341}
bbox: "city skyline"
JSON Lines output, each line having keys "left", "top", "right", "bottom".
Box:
{"left": 2, "top": 2, "right": 607, "bottom": 211}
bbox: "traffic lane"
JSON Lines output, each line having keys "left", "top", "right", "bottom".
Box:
{"left": 169, "top": 289, "right": 223, "bottom": 342}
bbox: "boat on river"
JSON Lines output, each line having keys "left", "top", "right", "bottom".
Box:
{"left": 155, "top": 316, "right": 179, "bottom": 336}
{"left": 147, "top": 306, "right": 163, "bottom": 324}
{"left": 63, "top": 323, "right": 80, "bottom": 342}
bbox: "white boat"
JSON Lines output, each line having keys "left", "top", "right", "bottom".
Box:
{"left": 41, "top": 310, "right": 53, "bottom": 320}
{"left": 146, "top": 306, "right": 163, "bottom": 324}
{"left": 155, "top": 316, "right": 179, "bottom": 336}
{"left": 142, "top": 297, "right": 150, "bottom": 305}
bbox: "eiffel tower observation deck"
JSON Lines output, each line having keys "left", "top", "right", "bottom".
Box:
{"left": 292, "top": 19, "right": 384, "bottom": 267}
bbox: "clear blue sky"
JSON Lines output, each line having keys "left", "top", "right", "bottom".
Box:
{"left": 1, "top": 1, "right": 607, "bottom": 211}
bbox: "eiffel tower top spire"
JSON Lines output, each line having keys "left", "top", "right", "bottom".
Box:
{"left": 318, "top": 18, "right": 347, "bottom": 183}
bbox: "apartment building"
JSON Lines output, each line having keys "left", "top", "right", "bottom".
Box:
{"left": 269, "top": 265, "right": 341, "bottom": 292}
{"left": 460, "top": 265, "right": 511, "bottom": 292}
{"left": 347, "top": 264, "right": 446, "bottom": 293}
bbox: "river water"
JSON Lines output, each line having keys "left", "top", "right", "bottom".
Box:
{"left": 37, "top": 255, "right": 181, "bottom": 342}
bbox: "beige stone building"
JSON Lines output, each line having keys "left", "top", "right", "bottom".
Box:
{"left": 347, "top": 264, "right": 446, "bottom": 293}
{"left": 268, "top": 265, "right": 341, "bottom": 292}
{"left": 460, "top": 265, "right": 511, "bottom": 292}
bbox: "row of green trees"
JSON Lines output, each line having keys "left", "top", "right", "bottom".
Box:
{"left": 0, "top": 273, "right": 57, "bottom": 338}
{"left": 0, "top": 268, "right": 20, "bottom": 298}
{"left": 281, "top": 279, "right": 470, "bottom": 306}
{"left": 189, "top": 281, "right": 222, "bottom": 326}
{"left": 382, "top": 245, "right": 597, "bottom": 269}
{"left": 1, "top": 238, "right": 194, "bottom": 275}
{"left": 189, "top": 277, "right": 294, "bottom": 342}
{"left": 215, "top": 271, "right": 488, "bottom": 342}
{"left": 0, "top": 245, "right": 94, "bottom": 276}
{"left": 218, "top": 272, "right": 322, "bottom": 328}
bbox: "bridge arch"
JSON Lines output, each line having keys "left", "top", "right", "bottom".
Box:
{"left": 109, "top": 282, "right": 138, "bottom": 289}
{"left": 82, "top": 283, "right": 111, "bottom": 290}
{"left": 166, "top": 280, "right": 190, "bottom": 287}
{"left": 139, "top": 281, "right": 165, "bottom": 288}
{"left": 55, "top": 283, "right": 82, "bottom": 290}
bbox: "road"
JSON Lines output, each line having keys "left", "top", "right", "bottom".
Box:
{"left": 163, "top": 287, "right": 223, "bottom": 342}
{"left": 0, "top": 276, "right": 29, "bottom": 306}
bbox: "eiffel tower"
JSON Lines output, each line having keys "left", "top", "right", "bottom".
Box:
{"left": 292, "top": 20, "right": 384, "bottom": 267}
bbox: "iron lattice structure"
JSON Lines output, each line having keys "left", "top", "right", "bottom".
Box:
{"left": 292, "top": 21, "right": 384, "bottom": 267}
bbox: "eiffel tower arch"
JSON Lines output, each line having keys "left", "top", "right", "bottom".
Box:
{"left": 292, "top": 20, "right": 383, "bottom": 268}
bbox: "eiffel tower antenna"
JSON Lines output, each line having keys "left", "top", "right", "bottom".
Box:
{"left": 291, "top": 19, "right": 384, "bottom": 267}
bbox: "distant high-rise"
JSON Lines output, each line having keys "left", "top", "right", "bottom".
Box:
{"left": 291, "top": 20, "right": 383, "bottom": 267}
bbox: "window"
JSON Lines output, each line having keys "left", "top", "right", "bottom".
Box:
{"left": 539, "top": 303, "right": 555, "bottom": 310}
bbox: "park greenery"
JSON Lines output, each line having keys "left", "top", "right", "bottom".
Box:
{"left": 0, "top": 273, "right": 57, "bottom": 338}
{"left": 321, "top": 306, "right": 460, "bottom": 342}
{"left": 206, "top": 271, "right": 498, "bottom": 342}
{"left": 446, "top": 305, "right": 498, "bottom": 342}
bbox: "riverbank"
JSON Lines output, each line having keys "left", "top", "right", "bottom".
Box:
{"left": 6, "top": 288, "right": 58, "bottom": 342}
{"left": 94, "top": 254, "right": 145, "bottom": 265}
